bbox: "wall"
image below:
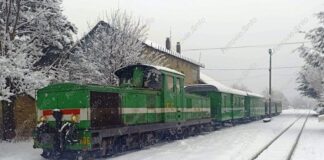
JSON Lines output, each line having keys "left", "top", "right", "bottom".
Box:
{"left": 0, "top": 102, "right": 3, "bottom": 140}
{"left": 14, "top": 95, "right": 36, "bottom": 139}
{"left": 142, "top": 47, "right": 200, "bottom": 85}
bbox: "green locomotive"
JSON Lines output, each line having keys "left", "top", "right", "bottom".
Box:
{"left": 33, "top": 64, "right": 211, "bottom": 159}
{"left": 33, "top": 64, "right": 282, "bottom": 159}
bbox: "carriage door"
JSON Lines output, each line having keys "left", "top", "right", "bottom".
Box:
{"left": 175, "top": 77, "right": 183, "bottom": 121}
{"left": 163, "top": 75, "right": 176, "bottom": 122}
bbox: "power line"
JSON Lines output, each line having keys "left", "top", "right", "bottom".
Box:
{"left": 183, "top": 41, "right": 310, "bottom": 52}
{"left": 217, "top": 73, "right": 297, "bottom": 82}
{"left": 202, "top": 66, "right": 302, "bottom": 71}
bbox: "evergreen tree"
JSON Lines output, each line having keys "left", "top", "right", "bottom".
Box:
{"left": 297, "top": 12, "right": 324, "bottom": 101}
{"left": 0, "top": 0, "right": 76, "bottom": 102}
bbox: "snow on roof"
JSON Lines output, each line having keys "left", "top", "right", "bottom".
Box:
{"left": 198, "top": 73, "right": 263, "bottom": 97}
{"left": 115, "top": 64, "right": 185, "bottom": 76}
{"left": 246, "top": 92, "right": 264, "bottom": 98}
{"left": 199, "top": 73, "right": 247, "bottom": 96}
{"left": 199, "top": 73, "right": 264, "bottom": 97}
{"left": 144, "top": 40, "right": 205, "bottom": 68}
{"left": 151, "top": 65, "right": 185, "bottom": 76}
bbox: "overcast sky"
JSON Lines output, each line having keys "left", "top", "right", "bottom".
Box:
{"left": 62, "top": 0, "right": 323, "bottom": 102}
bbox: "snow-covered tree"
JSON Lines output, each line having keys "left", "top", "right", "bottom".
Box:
{"left": 297, "top": 12, "right": 324, "bottom": 101}
{"left": 297, "top": 65, "right": 324, "bottom": 99}
{"left": 262, "top": 88, "right": 290, "bottom": 107}
{"left": 0, "top": 0, "right": 76, "bottom": 140}
{"left": 0, "top": 0, "right": 76, "bottom": 102}
{"left": 69, "top": 10, "right": 148, "bottom": 85}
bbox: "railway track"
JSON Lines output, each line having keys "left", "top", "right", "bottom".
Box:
{"left": 251, "top": 112, "right": 310, "bottom": 160}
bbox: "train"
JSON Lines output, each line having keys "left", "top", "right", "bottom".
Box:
{"left": 33, "top": 64, "right": 282, "bottom": 159}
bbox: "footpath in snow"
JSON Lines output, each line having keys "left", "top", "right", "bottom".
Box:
{"left": 0, "top": 109, "right": 322, "bottom": 160}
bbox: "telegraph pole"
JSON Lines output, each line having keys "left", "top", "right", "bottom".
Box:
{"left": 268, "top": 49, "right": 272, "bottom": 118}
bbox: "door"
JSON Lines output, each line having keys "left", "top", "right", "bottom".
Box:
{"left": 175, "top": 78, "right": 183, "bottom": 121}
{"left": 163, "top": 75, "right": 176, "bottom": 122}
{"left": 90, "top": 92, "right": 122, "bottom": 129}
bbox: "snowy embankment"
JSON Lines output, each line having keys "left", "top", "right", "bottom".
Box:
{"left": 292, "top": 114, "right": 324, "bottom": 160}
{"left": 0, "top": 141, "right": 42, "bottom": 160}
{"left": 110, "top": 109, "right": 309, "bottom": 160}
{"left": 0, "top": 109, "right": 321, "bottom": 160}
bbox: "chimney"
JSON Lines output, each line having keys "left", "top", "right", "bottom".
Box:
{"left": 166, "top": 37, "right": 171, "bottom": 50}
{"left": 176, "top": 42, "right": 181, "bottom": 54}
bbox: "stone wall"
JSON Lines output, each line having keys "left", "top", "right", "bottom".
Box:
{"left": 142, "top": 48, "right": 200, "bottom": 85}
{"left": 0, "top": 102, "right": 3, "bottom": 140}
{"left": 14, "top": 95, "right": 36, "bottom": 140}
{"left": 0, "top": 95, "right": 36, "bottom": 140}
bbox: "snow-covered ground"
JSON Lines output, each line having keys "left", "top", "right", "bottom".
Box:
{"left": 292, "top": 114, "right": 324, "bottom": 160}
{"left": 0, "top": 109, "right": 322, "bottom": 160}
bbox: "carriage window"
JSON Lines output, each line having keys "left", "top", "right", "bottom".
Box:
{"left": 223, "top": 95, "right": 227, "bottom": 107}
{"left": 176, "top": 78, "right": 180, "bottom": 93}
{"left": 167, "top": 76, "right": 174, "bottom": 91}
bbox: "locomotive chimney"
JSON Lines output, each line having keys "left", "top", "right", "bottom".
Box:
{"left": 166, "top": 37, "right": 171, "bottom": 50}
{"left": 176, "top": 42, "right": 181, "bottom": 54}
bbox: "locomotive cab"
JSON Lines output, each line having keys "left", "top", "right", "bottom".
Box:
{"left": 115, "top": 64, "right": 163, "bottom": 90}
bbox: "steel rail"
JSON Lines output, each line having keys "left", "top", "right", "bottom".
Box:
{"left": 250, "top": 114, "right": 305, "bottom": 160}
{"left": 286, "top": 112, "right": 310, "bottom": 160}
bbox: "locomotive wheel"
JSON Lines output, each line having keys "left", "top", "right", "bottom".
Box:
{"left": 40, "top": 150, "right": 52, "bottom": 159}
{"left": 100, "top": 140, "right": 108, "bottom": 157}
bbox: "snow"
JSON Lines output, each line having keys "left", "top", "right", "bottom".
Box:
{"left": 116, "top": 64, "right": 185, "bottom": 76}
{"left": 292, "top": 114, "right": 324, "bottom": 160}
{"left": 110, "top": 109, "right": 309, "bottom": 160}
{"left": 0, "top": 141, "right": 42, "bottom": 160}
{"left": 247, "top": 92, "right": 264, "bottom": 98}
{"left": 256, "top": 115, "right": 307, "bottom": 160}
{"left": 198, "top": 73, "right": 264, "bottom": 98}
{"left": 198, "top": 73, "right": 248, "bottom": 96}
{"left": 1, "top": 109, "right": 323, "bottom": 160}
{"left": 0, "top": 0, "right": 76, "bottom": 102}
{"left": 297, "top": 12, "right": 324, "bottom": 100}
{"left": 69, "top": 12, "right": 148, "bottom": 85}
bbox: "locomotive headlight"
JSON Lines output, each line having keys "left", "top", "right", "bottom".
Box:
{"left": 71, "top": 115, "right": 79, "bottom": 123}
{"left": 39, "top": 116, "right": 47, "bottom": 122}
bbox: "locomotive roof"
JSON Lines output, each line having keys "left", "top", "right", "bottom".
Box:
{"left": 115, "top": 64, "right": 185, "bottom": 76}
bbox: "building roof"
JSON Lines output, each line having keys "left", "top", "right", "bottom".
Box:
{"left": 144, "top": 40, "right": 205, "bottom": 68}
{"left": 72, "top": 21, "right": 204, "bottom": 68}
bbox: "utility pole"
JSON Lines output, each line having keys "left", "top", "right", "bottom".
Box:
{"left": 269, "top": 49, "right": 272, "bottom": 118}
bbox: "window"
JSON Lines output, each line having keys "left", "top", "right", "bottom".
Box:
{"left": 143, "top": 69, "right": 162, "bottom": 90}
{"left": 167, "top": 76, "right": 174, "bottom": 91}
{"left": 223, "top": 95, "right": 227, "bottom": 108}
{"left": 176, "top": 78, "right": 181, "bottom": 93}
{"left": 187, "top": 98, "right": 192, "bottom": 108}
